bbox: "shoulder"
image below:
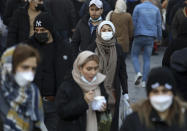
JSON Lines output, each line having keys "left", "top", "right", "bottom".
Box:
{"left": 58, "top": 77, "right": 78, "bottom": 93}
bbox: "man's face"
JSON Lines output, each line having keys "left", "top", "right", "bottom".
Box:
{"left": 89, "top": 4, "right": 103, "bottom": 20}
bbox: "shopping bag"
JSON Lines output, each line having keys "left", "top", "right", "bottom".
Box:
{"left": 98, "top": 111, "right": 112, "bottom": 131}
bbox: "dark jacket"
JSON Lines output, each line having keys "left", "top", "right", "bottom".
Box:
{"left": 71, "top": 15, "right": 97, "bottom": 57}
{"left": 120, "top": 110, "right": 187, "bottom": 131}
{"left": 26, "top": 36, "right": 73, "bottom": 96}
{"left": 26, "top": 36, "right": 56, "bottom": 96}
{"left": 171, "top": 9, "right": 187, "bottom": 39}
{"left": 162, "top": 35, "right": 187, "bottom": 68}
{"left": 44, "top": 0, "right": 77, "bottom": 31}
{"left": 0, "top": 0, "right": 6, "bottom": 17}
{"left": 3, "top": 0, "right": 26, "bottom": 26}
{"left": 55, "top": 77, "right": 108, "bottom": 131}
{"left": 7, "top": 5, "right": 32, "bottom": 47}
{"left": 89, "top": 43, "right": 128, "bottom": 131}
{"left": 170, "top": 48, "right": 187, "bottom": 101}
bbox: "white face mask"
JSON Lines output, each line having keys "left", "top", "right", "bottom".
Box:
{"left": 81, "top": 75, "right": 97, "bottom": 85}
{"left": 101, "top": 32, "right": 113, "bottom": 41}
{"left": 150, "top": 95, "right": 173, "bottom": 112}
{"left": 14, "top": 71, "right": 35, "bottom": 87}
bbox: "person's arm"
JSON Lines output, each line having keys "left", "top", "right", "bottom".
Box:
{"left": 156, "top": 9, "right": 162, "bottom": 41}
{"left": 117, "top": 45, "right": 128, "bottom": 94}
{"left": 55, "top": 81, "right": 89, "bottom": 120}
{"left": 132, "top": 6, "right": 138, "bottom": 32}
{"left": 71, "top": 22, "right": 81, "bottom": 58}
{"left": 67, "top": 0, "right": 77, "bottom": 31}
{"left": 171, "top": 10, "right": 179, "bottom": 40}
{"left": 128, "top": 14, "right": 133, "bottom": 40}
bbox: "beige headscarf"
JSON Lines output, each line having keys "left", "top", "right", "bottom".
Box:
{"left": 95, "top": 21, "right": 117, "bottom": 105}
{"left": 72, "top": 51, "right": 106, "bottom": 131}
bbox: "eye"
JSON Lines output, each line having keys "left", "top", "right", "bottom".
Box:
{"left": 152, "top": 89, "right": 159, "bottom": 94}
{"left": 21, "top": 65, "right": 30, "bottom": 70}
{"left": 87, "top": 67, "right": 93, "bottom": 71}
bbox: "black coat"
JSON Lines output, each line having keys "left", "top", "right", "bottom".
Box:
{"left": 3, "top": 0, "right": 26, "bottom": 26}
{"left": 55, "top": 77, "right": 108, "bottom": 131}
{"left": 162, "top": 35, "right": 187, "bottom": 68}
{"left": 120, "top": 110, "right": 187, "bottom": 131}
{"left": 44, "top": 0, "right": 77, "bottom": 31}
{"left": 26, "top": 36, "right": 56, "bottom": 96}
{"left": 71, "top": 15, "right": 97, "bottom": 57}
{"left": 7, "top": 5, "right": 31, "bottom": 47}
{"left": 170, "top": 48, "right": 187, "bottom": 101}
{"left": 89, "top": 43, "right": 128, "bottom": 131}
{"left": 26, "top": 36, "right": 73, "bottom": 96}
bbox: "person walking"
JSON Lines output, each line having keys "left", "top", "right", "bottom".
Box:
{"left": 55, "top": 51, "right": 107, "bottom": 131}
{"left": 106, "top": 0, "right": 133, "bottom": 57}
{"left": 72, "top": 0, "right": 104, "bottom": 57}
{"left": 131, "top": 0, "right": 162, "bottom": 88}
{"left": 88, "top": 20, "right": 128, "bottom": 131}
{"left": 120, "top": 67, "right": 187, "bottom": 131}
{"left": 0, "top": 44, "right": 47, "bottom": 131}
{"left": 6, "top": 0, "right": 45, "bottom": 47}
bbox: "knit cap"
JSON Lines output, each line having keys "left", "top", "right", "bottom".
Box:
{"left": 146, "top": 67, "right": 176, "bottom": 95}
{"left": 33, "top": 12, "right": 53, "bottom": 33}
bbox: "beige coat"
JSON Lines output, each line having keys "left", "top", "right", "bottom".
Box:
{"left": 110, "top": 12, "right": 133, "bottom": 53}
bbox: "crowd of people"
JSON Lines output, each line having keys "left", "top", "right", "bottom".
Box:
{"left": 0, "top": 0, "right": 187, "bottom": 131}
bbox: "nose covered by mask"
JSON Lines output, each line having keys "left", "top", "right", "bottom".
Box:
{"left": 150, "top": 95, "right": 173, "bottom": 112}
{"left": 14, "top": 71, "right": 35, "bottom": 87}
{"left": 34, "top": 32, "right": 49, "bottom": 44}
{"left": 101, "top": 32, "right": 113, "bottom": 41}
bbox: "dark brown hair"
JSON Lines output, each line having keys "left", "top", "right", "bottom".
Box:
{"left": 12, "top": 44, "right": 40, "bottom": 73}
{"left": 132, "top": 97, "right": 187, "bottom": 129}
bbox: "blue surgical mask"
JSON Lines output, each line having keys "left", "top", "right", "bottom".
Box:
{"left": 89, "top": 16, "right": 102, "bottom": 23}
{"left": 81, "top": 75, "right": 97, "bottom": 85}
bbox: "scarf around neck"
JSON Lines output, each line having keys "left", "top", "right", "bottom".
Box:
{"left": 72, "top": 51, "right": 106, "bottom": 131}
{"left": 95, "top": 33, "right": 117, "bottom": 105}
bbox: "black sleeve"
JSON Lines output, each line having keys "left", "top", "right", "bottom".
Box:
{"left": 55, "top": 82, "right": 89, "bottom": 120}
{"left": 6, "top": 9, "right": 19, "bottom": 47}
{"left": 71, "top": 21, "right": 81, "bottom": 58}
{"left": 117, "top": 44, "right": 128, "bottom": 94}
{"left": 162, "top": 42, "right": 176, "bottom": 67}
{"left": 67, "top": 0, "right": 77, "bottom": 29}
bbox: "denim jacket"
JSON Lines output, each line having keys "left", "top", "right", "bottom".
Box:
{"left": 132, "top": 1, "right": 162, "bottom": 40}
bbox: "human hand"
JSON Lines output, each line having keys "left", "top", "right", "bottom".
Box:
{"left": 84, "top": 91, "right": 94, "bottom": 104}
{"left": 99, "top": 103, "right": 107, "bottom": 112}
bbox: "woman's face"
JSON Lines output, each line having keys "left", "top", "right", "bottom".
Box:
{"left": 100, "top": 25, "right": 113, "bottom": 33}
{"left": 15, "top": 57, "right": 37, "bottom": 74}
{"left": 79, "top": 60, "right": 99, "bottom": 82}
{"left": 149, "top": 86, "right": 173, "bottom": 98}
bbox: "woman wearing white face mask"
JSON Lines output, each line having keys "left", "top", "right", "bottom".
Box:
{"left": 55, "top": 51, "right": 108, "bottom": 131}
{"left": 0, "top": 44, "right": 47, "bottom": 131}
{"left": 120, "top": 67, "right": 187, "bottom": 131}
{"left": 88, "top": 20, "right": 128, "bottom": 131}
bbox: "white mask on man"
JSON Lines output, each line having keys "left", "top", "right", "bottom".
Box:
{"left": 14, "top": 71, "right": 35, "bottom": 87}
{"left": 101, "top": 32, "right": 113, "bottom": 41}
{"left": 150, "top": 95, "right": 173, "bottom": 112}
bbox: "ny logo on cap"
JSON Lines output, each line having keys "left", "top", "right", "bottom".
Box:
{"left": 36, "top": 20, "right": 42, "bottom": 27}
